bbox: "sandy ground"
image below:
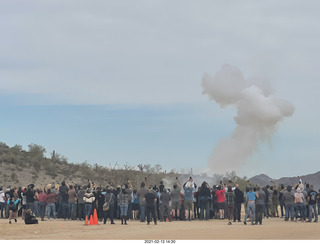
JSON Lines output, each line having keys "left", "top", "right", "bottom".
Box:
{"left": 0, "top": 217, "right": 319, "bottom": 240}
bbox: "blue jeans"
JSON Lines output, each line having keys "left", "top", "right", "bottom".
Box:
{"left": 285, "top": 205, "right": 295, "bottom": 220}
{"left": 127, "top": 202, "right": 133, "bottom": 219}
{"left": 120, "top": 204, "right": 128, "bottom": 216}
{"left": 68, "top": 202, "right": 76, "bottom": 219}
{"left": 47, "top": 203, "right": 56, "bottom": 220}
{"left": 140, "top": 205, "right": 146, "bottom": 221}
{"left": 244, "top": 202, "right": 255, "bottom": 223}
{"left": 61, "top": 203, "right": 69, "bottom": 219}
{"left": 39, "top": 201, "right": 46, "bottom": 219}
{"left": 0, "top": 202, "right": 5, "bottom": 218}
{"left": 294, "top": 203, "right": 305, "bottom": 219}
{"left": 78, "top": 203, "right": 85, "bottom": 220}
{"left": 85, "top": 203, "right": 92, "bottom": 220}
{"left": 199, "top": 197, "right": 210, "bottom": 220}
{"left": 308, "top": 204, "right": 318, "bottom": 222}
{"left": 264, "top": 202, "right": 270, "bottom": 217}
{"left": 34, "top": 201, "right": 39, "bottom": 217}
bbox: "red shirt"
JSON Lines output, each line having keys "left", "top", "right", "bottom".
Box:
{"left": 46, "top": 193, "right": 56, "bottom": 204}
{"left": 38, "top": 192, "right": 47, "bottom": 202}
{"left": 215, "top": 189, "right": 225, "bottom": 203}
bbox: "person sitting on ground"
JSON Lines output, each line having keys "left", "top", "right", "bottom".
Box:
{"left": 25, "top": 209, "right": 39, "bottom": 225}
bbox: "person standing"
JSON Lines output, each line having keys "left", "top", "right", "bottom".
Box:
{"left": 137, "top": 182, "right": 148, "bottom": 222}
{"left": 20, "top": 188, "right": 27, "bottom": 219}
{"left": 225, "top": 186, "right": 235, "bottom": 225}
{"left": 144, "top": 187, "right": 158, "bottom": 225}
{"left": 25, "top": 186, "right": 35, "bottom": 213}
{"left": 294, "top": 187, "right": 305, "bottom": 222}
{"left": 243, "top": 187, "right": 256, "bottom": 225}
{"left": 183, "top": 178, "right": 197, "bottom": 221}
{"left": 264, "top": 186, "right": 270, "bottom": 218}
{"left": 170, "top": 177, "right": 182, "bottom": 220}
{"left": 0, "top": 187, "right": 5, "bottom": 218}
{"left": 279, "top": 184, "right": 285, "bottom": 218}
{"left": 268, "top": 185, "right": 274, "bottom": 217}
{"left": 77, "top": 186, "right": 85, "bottom": 221}
{"left": 33, "top": 188, "right": 39, "bottom": 217}
{"left": 307, "top": 185, "right": 318, "bottom": 223}
{"left": 199, "top": 181, "right": 211, "bottom": 221}
{"left": 215, "top": 184, "right": 226, "bottom": 219}
{"left": 68, "top": 185, "right": 77, "bottom": 220}
{"left": 103, "top": 187, "right": 115, "bottom": 224}
{"left": 46, "top": 188, "right": 57, "bottom": 221}
{"left": 283, "top": 185, "right": 295, "bottom": 221}
{"left": 95, "top": 187, "right": 104, "bottom": 222}
{"left": 125, "top": 182, "right": 133, "bottom": 221}
{"left": 117, "top": 185, "right": 130, "bottom": 225}
{"left": 255, "top": 186, "right": 266, "bottom": 225}
{"left": 233, "top": 184, "right": 244, "bottom": 222}
{"left": 58, "top": 181, "right": 69, "bottom": 218}
{"left": 60, "top": 188, "right": 69, "bottom": 221}
{"left": 318, "top": 189, "right": 320, "bottom": 216}
{"left": 271, "top": 181, "right": 279, "bottom": 217}
{"left": 38, "top": 189, "right": 47, "bottom": 221}
{"left": 83, "top": 188, "right": 95, "bottom": 221}
{"left": 159, "top": 187, "right": 171, "bottom": 222}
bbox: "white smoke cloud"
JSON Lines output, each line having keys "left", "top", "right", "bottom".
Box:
{"left": 202, "top": 64, "right": 295, "bottom": 173}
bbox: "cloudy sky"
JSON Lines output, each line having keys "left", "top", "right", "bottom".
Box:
{"left": 1, "top": 0, "right": 319, "bottom": 179}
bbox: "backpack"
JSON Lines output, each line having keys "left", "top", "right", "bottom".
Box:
{"left": 103, "top": 201, "right": 110, "bottom": 211}
{"left": 103, "top": 194, "right": 113, "bottom": 211}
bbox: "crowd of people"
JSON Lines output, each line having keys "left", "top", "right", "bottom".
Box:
{"left": 0, "top": 176, "right": 319, "bottom": 226}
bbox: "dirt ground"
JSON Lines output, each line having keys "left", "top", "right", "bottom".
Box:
{"left": 0, "top": 217, "right": 319, "bottom": 240}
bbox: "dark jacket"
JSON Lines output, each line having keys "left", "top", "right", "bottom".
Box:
{"left": 234, "top": 188, "right": 244, "bottom": 204}
{"left": 25, "top": 212, "right": 38, "bottom": 225}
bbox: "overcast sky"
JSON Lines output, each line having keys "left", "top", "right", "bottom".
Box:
{"left": 1, "top": 1, "right": 319, "bottom": 179}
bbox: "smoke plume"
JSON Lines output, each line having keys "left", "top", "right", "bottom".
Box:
{"left": 202, "top": 64, "right": 295, "bottom": 173}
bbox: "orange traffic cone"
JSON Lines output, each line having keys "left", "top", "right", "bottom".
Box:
{"left": 89, "top": 215, "right": 94, "bottom": 225}
{"left": 84, "top": 215, "right": 88, "bottom": 225}
{"left": 93, "top": 209, "right": 99, "bottom": 225}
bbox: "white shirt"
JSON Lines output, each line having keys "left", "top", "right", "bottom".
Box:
{"left": 0, "top": 191, "right": 5, "bottom": 203}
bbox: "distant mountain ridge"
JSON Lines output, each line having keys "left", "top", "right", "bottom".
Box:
{"left": 248, "top": 171, "right": 320, "bottom": 191}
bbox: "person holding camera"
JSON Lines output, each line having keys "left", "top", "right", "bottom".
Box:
{"left": 183, "top": 177, "right": 197, "bottom": 221}
{"left": 215, "top": 182, "right": 226, "bottom": 219}
{"left": 199, "top": 181, "right": 211, "bottom": 221}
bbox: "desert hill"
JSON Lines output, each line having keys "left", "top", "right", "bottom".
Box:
{"left": 249, "top": 172, "right": 320, "bottom": 191}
